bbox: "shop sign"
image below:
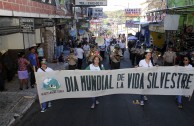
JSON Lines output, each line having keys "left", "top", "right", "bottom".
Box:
{"left": 75, "top": 0, "right": 107, "bottom": 6}
{"left": 20, "top": 18, "right": 34, "bottom": 33}
{"left": 43, "top": 19, "right": 55, "bottom": 27}
{"left": 88, "top": 8, "right": 103, "bottom": 18}
{"left": 125, "top": 20, "right": 139, "bottom": 28}
{"left": 125, "top": 8, "right": 141, "bottom": 17}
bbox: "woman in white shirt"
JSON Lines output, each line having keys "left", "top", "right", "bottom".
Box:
{"left": 177, "top": 56, "right": 192, "bottom": 109}
{"left": 85, "top": 55, "right": 105, "bottom": 109}
{"left": 37, "top": 60, "right": 53, "bottom": 112}
{"left": 138, "top": 49, "right": 153, "bottom": 106}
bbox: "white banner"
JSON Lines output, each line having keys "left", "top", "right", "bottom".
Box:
{"left": 35, "top": 67, "right": 194, "bottom": 103}
{"left": 75, "top": 0, "right": 107, "bottom": 6}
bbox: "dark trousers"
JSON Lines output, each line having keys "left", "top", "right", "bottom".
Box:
{"left": 130, "top": 53, "right": 135, "bottom": 66}
{"left": 121, "top": 48, "right": 125, "bottom": 56}
{"left": 38, "top": 57, "right": 44, "bottom": 66}
{"left": 77, "top": 58, "right": 83, "bottom": 69}
{"left": 100, "top": 51, "right": 105, "bottom": 59}
{"left": 30, "top": 67, "right": 36, "bottom": 86}
{"left": 0, "top": 73, "right": 5, "bottom": 91}
{"left": 69, "top": 65, "right": 76, "bottom": 70}
{"left": 111, "top": 62, "right": 120, "bottom": 69}
{"left": 6, "top": 68, "right": 14, "bottom": 82}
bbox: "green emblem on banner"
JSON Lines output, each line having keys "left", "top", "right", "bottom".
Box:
{"left": 43, "top": 78, "right": 61, "bottom": 90}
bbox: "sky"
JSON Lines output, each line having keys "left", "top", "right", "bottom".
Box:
{"left": 102, "top": 0, "right": 146, "bottom": 11}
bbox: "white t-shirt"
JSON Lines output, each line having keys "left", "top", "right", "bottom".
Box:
{"left": 119, "top": 42, "right": 125, "bottom": 49}
{"left": 76, "top": 48, "right": 84, "bottom": 59}
{"left": 139, "top": 59, "right": 153, "bottom": 67}
{"left": 185, "top": 64, "right": 192, "bottom": 68}
{"left": 89, "top": 64, "right": 101, "bottom": 71}
{"left": 83, "top": 45, "right": 90, "bottom": 51}
{"left": 37, "top": 67, "right": 53, "bottom": 72}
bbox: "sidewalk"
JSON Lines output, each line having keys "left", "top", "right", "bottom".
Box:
{"left": 0, "top": 63, "right": 66, "bottom": 126}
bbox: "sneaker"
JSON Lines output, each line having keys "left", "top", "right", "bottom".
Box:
{"left": 91, "top": 104, "right": 95, "bottom": 109}
{"left": 48, "top": 102, "right": 52, "bottom": 108}
{"left": 178, "top": 103, "right": 183, "bottom": 109}
{"left": 41, "top": 108, "right": 46, "bottom": 112}
{"left": 133, "top": 100, "right": 140, "bottom": 104}
{"left": 19, "top": 88, "right": 23, "bottom": 90}
{"left": 144, "top": 96, "right": 148, "bottom": 101}
{"left": 96, "top": 100, "right": 100, "bottom": 105}
{"left": 140, "top": 101, "right": 144, "bottom": 106}
{"left": 31, "top": 85, "right": 34, "bottom": 88}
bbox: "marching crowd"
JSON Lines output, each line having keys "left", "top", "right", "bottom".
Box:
{"left": 0, "top": 33, "right": 194, "bottom": 112}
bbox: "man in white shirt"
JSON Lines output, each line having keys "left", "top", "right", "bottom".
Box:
{"left": 83, "top": 42, "right": 90, "bottom": 58}
{"left": 76, "top": 44, "right": 84, "bottom": 69}
{"left": 119, "top": 40, "right": 126, "bottom": 56}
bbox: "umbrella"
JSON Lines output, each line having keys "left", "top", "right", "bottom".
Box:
{"left": 128, "top": 36, "right": 138, "bottom": 40}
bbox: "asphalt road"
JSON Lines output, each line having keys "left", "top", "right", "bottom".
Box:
{"left": 15, "top": 51, "right": 194, "bottom": 126}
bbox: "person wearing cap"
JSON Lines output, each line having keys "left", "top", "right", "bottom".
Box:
{"left": 28, "top": 46, "right": 38, "bottom": 88}
{"left": 37, "top": 60, "right": 53, "bottom": 112}
{"left": 17, "top": 52, "right": 30, "bottom": 90}
{"left": 163, "top": 46, "right": 177, "bottom": 66}
{"left": 138, "top": 49, "right": 154, "bottom": 106}
{"left": 110, "top": 45, "right": 122, "bottom": 69}
{"left": 85, "top": 54, "right": 105, "bottom": 109}
{"left": 66, "top": 49, "right": 78, "bottom": 70}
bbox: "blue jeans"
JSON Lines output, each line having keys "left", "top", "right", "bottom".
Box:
{"left": 42, "top": 102, "right": 47, "bottom": 109}
{"left": 92, "top": 97, "right": 98, "bottom": 104}
{"left": 177, "top": 95, "right": 182, "bottom": 104}
{"left": 140, "top": 95, "right": 144, "bottom": 101}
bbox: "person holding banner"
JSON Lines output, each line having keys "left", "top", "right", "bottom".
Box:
{"left": 85, "top": 54, "right": 105, "bottom": 109}
{"left": 176, "top": 56, "right": 193, "bottom": 109}
{"left": 37, "top": 60, "right": 53, "bottom": 112}
{"left": 138, "top": 49, "right": 154, "bottom": 106}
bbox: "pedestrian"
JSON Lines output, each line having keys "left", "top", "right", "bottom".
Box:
{"left": 99, "top": 43, "right": 106, "bottom": 59}
{"left": 176, "top": 55, "right": 192, "bottom": 109}
{"left": 119, "top": 40, "right": 126, "bottom": 56}
{"left": 76, "top": 44, "right": 84, "bottom": 69}
{"left": 18, "top": 52, "right": 30, "bottom": 90}
{"left": 37, "top": 43, "right": 44, "bottom": 66}
{"left": 110, "top": 45, "right": 122, "bottom": 69}
{"left": 85, "top": 55, "right": 105, "bottom": 109}
{"left": 1, "top": 49, "right": 14, "bottom": 82}
{"left": 138, "top": 49, "right": 154, "bottom": 106}
{"left": 58, "top": 53, "right": 65, "bottom": 63}
{"left": 37, "top": 60, "right": 53, "bottom": 112}
{"left": 28, "top": 46, "right": 38, "bottom": 88}
{"left": 66, "top": 49, "right": 78, "bottom": 70}
{"left": 83, "top": 42, "right": 90, "bottom": 59}
{"left": 163, "top": 46, "right": 176, "bottom": 66}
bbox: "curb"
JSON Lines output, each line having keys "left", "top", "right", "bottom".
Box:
{"left": 8, "top": 95, "right": 37, "bottom": 126}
